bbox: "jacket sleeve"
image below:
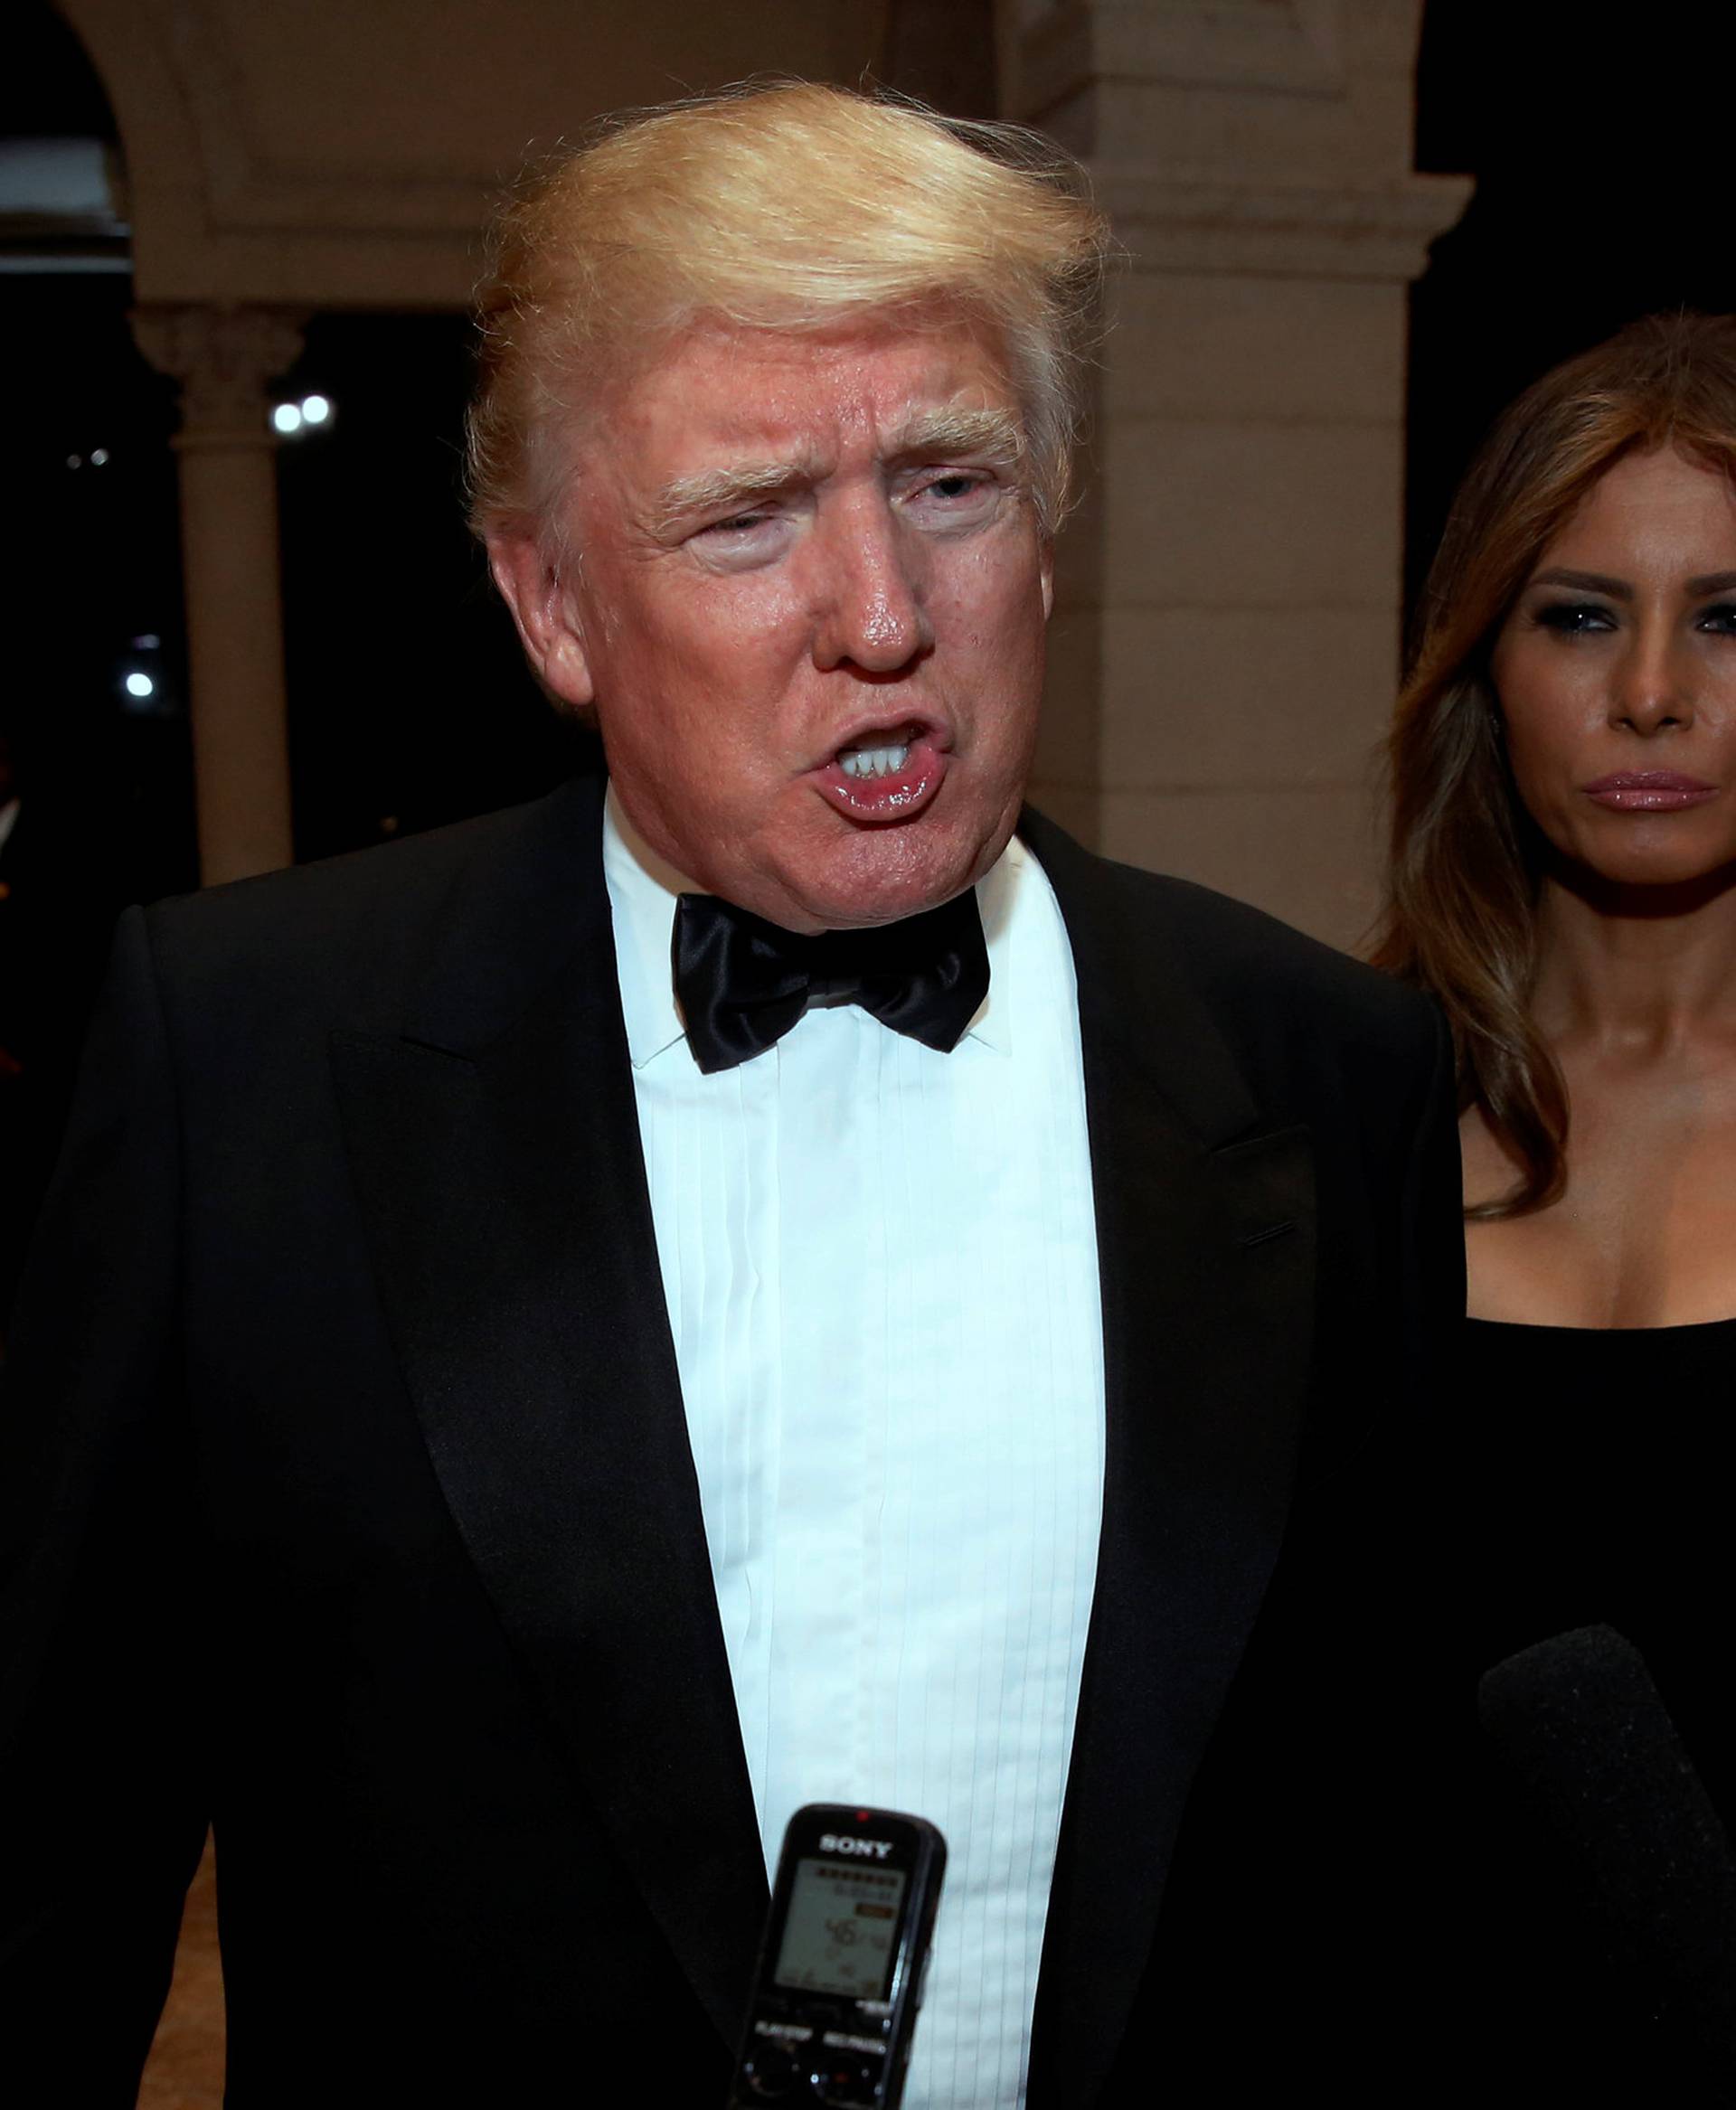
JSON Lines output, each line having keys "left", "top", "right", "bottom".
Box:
{"left": 1400, "top": 998, "right": 1468, "bottom": 1422}
{"left": 1277, "top": 988, "right": 1469, "bottom": 2077}
{"left": 0, "top": 904, "right": 209, "bottom": 2103}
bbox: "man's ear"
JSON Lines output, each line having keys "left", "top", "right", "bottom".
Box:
{"left": 486, "top": 530, "right": 596, "bottom": 709}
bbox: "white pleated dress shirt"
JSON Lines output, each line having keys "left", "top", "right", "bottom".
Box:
{"left": 603, "top": 793, "right": 1105, "bottom": 2110}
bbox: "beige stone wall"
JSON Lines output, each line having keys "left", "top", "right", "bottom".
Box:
{"left": 1009, "top": 0, "right": 1468, "bottom": 948}
{"left": 1046, "top": 270, "right": 1411, "bottom": 946}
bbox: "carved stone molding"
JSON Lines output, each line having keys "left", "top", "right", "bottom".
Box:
{"left": 1004, "top": 1, "right": 1470, "bottom": 287}
{"left": 131, "top": 302, "right": 306, "bottom": 444}
{"left": 61, "top": 0, "right": 886, "bottom": 306}
{"left": 1095, "top": 170, "right": 1472, "bottom": 282}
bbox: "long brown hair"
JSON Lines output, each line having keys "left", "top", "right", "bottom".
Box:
{"left": 1374, "top": 312, "right": 1736, "bottom": 1217}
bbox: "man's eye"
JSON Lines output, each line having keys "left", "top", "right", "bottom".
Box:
{"left": 1697, "top": 600, "right": 1736, "bottom": 635}
{"left": 1533, "top": 599, "right": 1615, "bottom": 634}
{"left": 700, "top": 511, "right": 774, "bottom": 537}
{"left": 906, "top": 469, "right": 999, "bottom": 519}
{"left": 687, "top": 511, "right": 789, "bottom": 564}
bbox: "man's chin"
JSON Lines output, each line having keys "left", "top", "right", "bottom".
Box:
{"left": 756, "top": 823, "right": 1012, "bottom": 932}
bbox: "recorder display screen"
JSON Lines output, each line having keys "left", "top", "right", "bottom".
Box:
{"left": 773, "top": 1858, "right": 908, "bottom": 2000}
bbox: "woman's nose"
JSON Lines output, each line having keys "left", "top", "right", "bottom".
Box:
{"left": 1612, "top": 625, "right": 1694, "bottom": 733}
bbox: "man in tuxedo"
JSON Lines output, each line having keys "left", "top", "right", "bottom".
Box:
{"left": 0, "top": 84, "right": 1462, "bottom": 2107}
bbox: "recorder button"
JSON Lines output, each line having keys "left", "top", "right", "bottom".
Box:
{"left": 812, "top": 2058, "right": 879, "bottom": 2107}
{"left": 741, "top": 2042, "right": 800, "bottom": 2099}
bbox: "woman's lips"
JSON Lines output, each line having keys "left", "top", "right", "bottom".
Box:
{"left": 1582, "top": 771, "right": 1719, "bottom": 812}
{"left": 813, "top": 729, "right": 947, "bottom": 823}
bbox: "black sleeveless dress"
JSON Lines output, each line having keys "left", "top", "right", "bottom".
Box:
{"left": 1458, "top": 1315, "right": 1736, "bottom": 2102}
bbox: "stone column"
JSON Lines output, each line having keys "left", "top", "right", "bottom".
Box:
{"left": 134, "top": 305, "right": 305, "bottom": 886}
{"left": 1005, "top": 0, "right": 1470, "bottom": 948}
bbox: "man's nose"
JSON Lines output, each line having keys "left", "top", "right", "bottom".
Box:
{"left": 1613, "top": 623, "right": 1695, "bottom": 734}
{"left": 809, "top": 498, "right": 933, "bottom": 675}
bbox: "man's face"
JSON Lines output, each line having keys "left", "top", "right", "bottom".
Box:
{"left": 494, "top": 313, "right": 1053, "bottom": 930}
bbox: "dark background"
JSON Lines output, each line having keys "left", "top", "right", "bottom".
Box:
{"left": 1, "top": 57, "right": 579, "bottom": 904}
{"left": 1408, "top": 3, "right": 1736, "bottom": 608}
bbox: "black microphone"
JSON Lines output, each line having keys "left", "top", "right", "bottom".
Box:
{"left": 1478, "top": 1624, "right": 1736, "bottom": 2086}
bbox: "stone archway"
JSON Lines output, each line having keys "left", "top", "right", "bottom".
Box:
{"left": 50, "top": 0, "right": 896, "bottom": 881}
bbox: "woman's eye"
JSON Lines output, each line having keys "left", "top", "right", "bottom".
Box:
{"left": 1533, "top": 599, "right": 1615, "bottom": 635}
{"left": 1697, "top": 600, "right": 1736, "bottom": 634}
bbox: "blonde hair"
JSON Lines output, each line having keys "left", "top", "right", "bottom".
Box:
{"left": 467, "top": 81, "right": 1109, "bottom": 547}
{"left": 1374, "top": 312, "right": 1736, "bottom": 1217}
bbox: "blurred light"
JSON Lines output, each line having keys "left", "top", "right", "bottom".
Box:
{"left": 271, "top": 402, "right": 303, "bottom": 435}
{"left": 124, "top": 671, "right": 155, "bottom": 699}
{"left": 300, "top": 394, "right": 331, "bottom": 426}
{"left": 65, "top": 453, "right": 81, "bottom": 469}
{"left": 90, "top": 447, "right": 109, "bottom": 465}
{"left": 131, "top": 633, "right": 161, "bottom": 650}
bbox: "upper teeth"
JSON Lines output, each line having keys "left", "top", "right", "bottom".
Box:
{"left": 839, "top": 742, "right": 911, "bottom": 780}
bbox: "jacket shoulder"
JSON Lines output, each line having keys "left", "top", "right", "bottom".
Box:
{"left": 1131, "top": 866, "right": 1429, "bottom": 1041}
{"left": 1119, "top": 869, "right": 1448, "bottom": 1149}
{"left": 137, "top": 779, "right": 603, "bottom": 1024}
{"left": 1022, "top": 806, "right": 1431, "bottom": 1053}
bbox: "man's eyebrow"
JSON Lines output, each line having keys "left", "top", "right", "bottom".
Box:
{"left": 1528, "top": 568, "right": 1633, "bottom": 599}
{"left": 886, "top": 406, "right": 1025, "bottom": 466}
{"left": 650, "top": 458, "right": 820, "bottom": 536}
{"left": 647, "top": 410, "right": 1025, "bottom": 538}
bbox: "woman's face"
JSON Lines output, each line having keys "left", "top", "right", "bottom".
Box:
{"left": 1492, "top": 446, "right": 1736, "bottom": 890}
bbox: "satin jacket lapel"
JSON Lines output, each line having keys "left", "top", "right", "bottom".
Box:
{"left": 330, "top": 776, "right": 767, "bottom": 2049}
{"left": 1019, "top": 815, "right": 1316, "bottom": 2109}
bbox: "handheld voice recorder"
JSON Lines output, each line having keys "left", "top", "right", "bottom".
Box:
{"left": 727, "top": 1803, "right": 947, "bottom": 2109}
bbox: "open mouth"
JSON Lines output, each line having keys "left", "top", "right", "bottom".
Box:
{"left": 816, "top": 721, "right": 947, "bottom": 822}
{"left": 837, "top": 735, "right": 917, "bottom": 782}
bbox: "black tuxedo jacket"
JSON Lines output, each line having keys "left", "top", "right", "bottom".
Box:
{"left": 0, "top": 796, "right": 125, "bottom": 1314}
{"left": 0, "top": 772, "right": 1463, "bottom": 2106}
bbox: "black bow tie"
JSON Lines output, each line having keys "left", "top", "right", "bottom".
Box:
{"left": 672, "top": 888, "right": 990, "bottom": 1075}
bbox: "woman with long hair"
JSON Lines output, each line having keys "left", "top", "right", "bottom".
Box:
{"left": 1378, "top": 311, "right": 1736, "bottom": 2095}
